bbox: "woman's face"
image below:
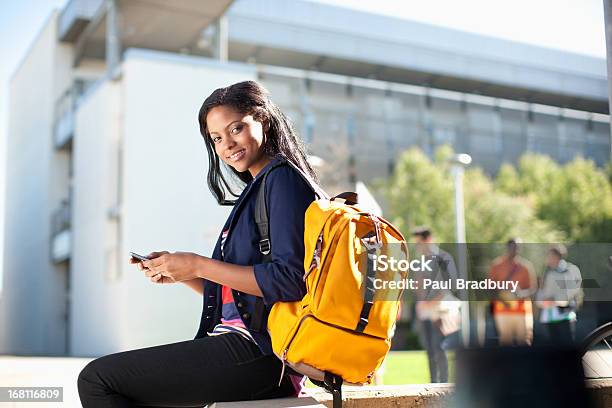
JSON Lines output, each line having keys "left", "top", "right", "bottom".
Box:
{"left": 206, "top": 105, "right": 271, "bottom": 177}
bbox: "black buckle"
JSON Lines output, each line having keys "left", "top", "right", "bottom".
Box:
{"left": 323, "top": 372, "right": 343, "bottom": 408}
{"left": 259, "top": 239, "right": 271, "bottom": 255}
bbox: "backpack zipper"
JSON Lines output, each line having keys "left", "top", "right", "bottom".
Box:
{"left": 278, "top": 314, "right": 312, "bottom": 386}
{"left": 278, "top": 312, "right": 385, "bottom": 385}
{"left": 303, "top": 218, "right": 349, "bottom": 295}
{"left": 278, "top": 348, "right": 288, "bottom": 386}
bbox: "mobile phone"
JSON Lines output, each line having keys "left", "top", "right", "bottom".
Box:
{"left": 130, "top": 252, "right": 150, "bottom": 262}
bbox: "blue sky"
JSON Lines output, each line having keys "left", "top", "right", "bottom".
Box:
{"left": 0, "top": 0, "right": 607, "bottom": 292}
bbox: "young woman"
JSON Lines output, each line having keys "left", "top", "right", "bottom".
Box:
{"left": 77, "top": 80, "right": 318, "bottom": 407}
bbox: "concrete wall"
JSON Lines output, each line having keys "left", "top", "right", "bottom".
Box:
{"left": 69, "top": 79, "right": 123, "bottom": 356}
{"left": 1, "top": 12, "right": 74, "bottom": 355}
{"left": 69, "top": 49, "right": 256, "bottom": 355}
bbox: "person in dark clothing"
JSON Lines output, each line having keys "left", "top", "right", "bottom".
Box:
{"left": 411, "top": 226, "right": 460, "bottom": 383}
{"left": 78, "top": 81, "right": 318, "bottom": 407}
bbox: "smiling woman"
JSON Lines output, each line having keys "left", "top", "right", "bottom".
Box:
{"left": 206, "top": 105, "right": 270, "bottom": 176}
{"left": 199, "top": 80, "right": 318, "bottom": 205}
{"left": 77, "top": 81, "right": 320, "bottom": 407}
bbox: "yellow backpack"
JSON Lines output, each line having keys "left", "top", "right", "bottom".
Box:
{"left": 255, "top": 161, "right": 408, "bottom": 406}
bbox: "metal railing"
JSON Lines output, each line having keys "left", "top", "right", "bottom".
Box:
{"left": 51, "top": 199, "right": 71, "bottom": 237}
{"left": 51, "top": 199, "right": 72, "bottom": 263}
{"left": 53, "top": 79, "right": 97, "bottom": 149}
{"left": 54, "top": 88, "right": 75, "bottom": 149}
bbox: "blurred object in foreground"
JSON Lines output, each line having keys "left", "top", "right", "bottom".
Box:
{"left": 454, "top": 346, "right": 588, "bottom": 407}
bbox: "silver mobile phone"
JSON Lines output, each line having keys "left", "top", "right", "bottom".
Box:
{"left": 130, "top": 252, "right": 150, "bottom": 262}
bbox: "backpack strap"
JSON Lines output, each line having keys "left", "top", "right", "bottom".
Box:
{"left": 283, "top": 160, "right": 329, "bottom": 200}
{"left": 356, "top": 242, "right": 377, "bottom": 332}
{"left": 356, "top": 229, "right": 381, "bottom": 333}
{"left": 331, "top": 192, "right": 358, "bottom": 205}
{"left": 251, "top": 158, "right": 328, "bottom": 332}
{"left": 325, "top": 372, "right": 343, "bottom": 408}
{"left": 254, "top": 161, "right": 287, "bottom": 261}
{"left": 311, "top": 372, "right": 343, "bottom": 408}
{"left": 501, "top": 262, "right": 520, "bottom": 283}
{"left": 250, "top": 161, "right": 287, "bottom": 332}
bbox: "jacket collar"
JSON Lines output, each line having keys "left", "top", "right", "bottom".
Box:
{"left": 251, "top": 154, "right": 285, "bottom": 183}
{"left": 225, "top": 155, "right": 286, "bottom": 231}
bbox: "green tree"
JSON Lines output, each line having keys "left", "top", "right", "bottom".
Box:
{"left": 463, "top": 168, "right": 563, "bottom": 243}
{"left": 380, "top": 147, "right": 455, "bottom": 241}
{"left": 496, "top": 154, "right": 560, "bottom": 208}
{"left": 537, "top": 157, "right": 612, "bottom": 241}
{"left": 494, "top": 154, "right": 612, "bottom": 242}
{"left": 605, "top": 162, "right": 612, "bottom": 186}
{"left": 517, "top": 154, "right": 559, "bottom": 192}
{"left": 380, "top": 146, "right": 563, "bottom": 243}
{"left": 494, "top": 163, "right": 521, "bottom": 196}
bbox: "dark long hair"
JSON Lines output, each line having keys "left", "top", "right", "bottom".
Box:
{"left": 198, "top": 80, "right": 318, "bottom": 205}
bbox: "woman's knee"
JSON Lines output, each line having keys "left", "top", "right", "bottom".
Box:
{"left": 77, "top": 355, "right": 129, "bottom": 407}
{"left": 78, "top": 360, "right": 101, "bottom": 403}
{"left": 78, "top": 355, "right": 113, "bottom": 390}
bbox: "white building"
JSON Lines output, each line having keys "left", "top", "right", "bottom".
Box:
{"left": 1, "top": 0, "right": 609, "bottom": 356}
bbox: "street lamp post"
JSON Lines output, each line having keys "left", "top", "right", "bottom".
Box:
{"left": 605, "top": 0, "right": 612, "bottom": 160}
{"left": 449, "top": 153, "right": 472, "bottom": 346}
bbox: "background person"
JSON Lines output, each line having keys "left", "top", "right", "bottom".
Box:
{"left": 411, "top": 226, "right": 460, "bottom": 383}
{"left": 77, "top": 81, "right": 317, "bottom": 407}
{"left": 488, "top": 238, "right": 537, "bottom": 346}
{"left": 535, "top": 244, "right": 583, "bottom": 346}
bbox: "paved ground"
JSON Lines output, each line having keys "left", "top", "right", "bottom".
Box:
{"left": 0, "top": 356, "right": 93, "bottom": 407}
{"left": 1, "top": 353, "right": 611, "bottom": 407}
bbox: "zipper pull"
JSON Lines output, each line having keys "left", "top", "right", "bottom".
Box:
{"left": 278, "top": 348, "right": 288, "bottom": 387}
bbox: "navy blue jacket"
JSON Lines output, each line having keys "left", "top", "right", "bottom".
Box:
{"left": 194, "top": 156, "right": 316, "bottom": 355}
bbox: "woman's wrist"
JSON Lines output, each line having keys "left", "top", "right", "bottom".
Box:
{"left": 195, "top": 254, "right": 210, "bottom": 279}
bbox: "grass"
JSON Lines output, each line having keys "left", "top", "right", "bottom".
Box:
{"left": 306, "top": 350, "right": 455, "bottom": 387}
{"left": 382, "top": 350, "right": 455, "bottom": 384}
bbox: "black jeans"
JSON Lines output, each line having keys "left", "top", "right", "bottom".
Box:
{"left": 77, "top": 333, "right": 295, "bottom": 407}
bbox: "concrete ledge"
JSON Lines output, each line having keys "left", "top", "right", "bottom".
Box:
{"left": 212, "top": 379, "right": 612, "bottom": 408}
{"left": 210, "top": 384, "right": 453, "bottom": 408}
{"left": 209, "top": 397, "right": 325, "bottom": 407}
{"left": 586, "top": 379, "right": 612, "bottom": 407}
{"left": 307, "top": 384, "right": 453, "bottom": 408}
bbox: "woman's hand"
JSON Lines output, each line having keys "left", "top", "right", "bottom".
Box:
{"left": 130, "top": 251, "right": 262, "bottom": 296}
{"left": 130, "top": 251, "right": 174, "bottom": 284}
{"left": 142, "top": 252, "right": 205, "bottom": 283}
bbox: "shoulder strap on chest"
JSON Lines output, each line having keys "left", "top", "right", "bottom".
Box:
{"left": 251, "top": 160, "right": 326, "bottom": 332}
{"left": 254, "top": 161, "right": 288, "bottom": 261}
{"left": 254, "top": 159, "right": 328, "bottom": 261}
{"left": 250, "top": 162, "right": 287, "bottom": 332}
